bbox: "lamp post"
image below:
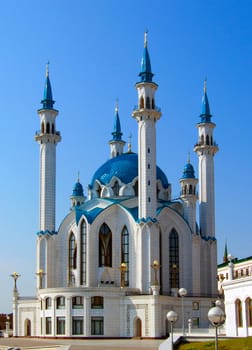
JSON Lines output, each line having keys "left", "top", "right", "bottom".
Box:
{"left": 36, "top": 268, "right": 45, "bottom": 289}
{"left": 208, "top": 301, "right": 226, "bottom": 350}
{"left": 10, "top": 272, "right": 20, "bottom": 291}
{"left": 151, "top": 260, "right": 161, "bottom": 285}
{"left": 178, "top": 287, "right": 187, "bottom": 335}
{"left": 119, "top": 262, "right": 127, "bottom": 287}
{"left": 167, "top": 310, "right": 178, "bottom": 350}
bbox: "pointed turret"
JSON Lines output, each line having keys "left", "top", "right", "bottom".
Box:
{"left": 180, "top": 157, "right": 198, "bottom": 233}
{"left": 139, "top": 32, "right": 154, "bottom": 83}
{"left": 200, "top": 79, "right": 211, "bottom": 123}
{"left": 109, "top": 101, "right": 125, "bottom": 158}
{"left": 223, "top": 241, "right": 228, "bottom": 263}
{"left": 40, "top": 63, "right": 55, "bottom": 110}
{"left": 70, "top": 175, "right": 85, "bottom": 207}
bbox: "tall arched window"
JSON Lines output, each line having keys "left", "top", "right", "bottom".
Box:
{"left": 69, "top": 233, "right": 77, "bottom": 285}
{"left": 246, "top": 298, "right": 252, "bottom": 327}
{"left": 99, "top": 223, "right": 112, "bottom": 267}
{"left": 169, "top": 229, "right": 179, "bottom": 290}
{"left": 80, "top": 220, "right": 87, "bottom": 285}
{"left": 121, "top": 226, "right": 129, "bottom": 286}
{"left": 146, "top": 96, "right": 151, "bottom": 109}
{"left": 46, "top": 122, "right": 50, "bottom": 134}
{"left": 140, "top": 96, "right": 144, "bottom": 109}
{"left": 236, "top": 299, "right": 243, "bottom": 327}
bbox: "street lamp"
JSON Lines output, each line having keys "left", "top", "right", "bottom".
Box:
{"left": 167, "top": 310, "right": 178, "bottom": 350}
{"left": 119, "top": 262, "right": 127, "bottom": 287}
{"left": 151, "top": 260, "right": 161, "bottom": 285}
{"left": 208, "top": 301, "right": 226, "bottom": 350}
{"left": 179, "top": 287, "right": 187, "bottom": 335}
{"left": 10, "top": 272, "right": 20, "bottom": 291}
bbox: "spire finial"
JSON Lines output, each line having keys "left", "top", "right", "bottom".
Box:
{"left": 128, "top": 133, "right": 132, "bottom": 152}
{"left": 77, "top": 171, "right": 80, "bottom": 182}
{"left": 46, "top": 61, "right": 50, "bottom": 77}
{"left": 204, "top": 77, "right": 207, "bottom": 94}
{"left": 115, "top": 98, "right": 119, "bottom": 113}
{"left": 144, "top": 30, "right": 148, "bottom": 48}
{"left": 187, "top": 152, "right": 190, "bottom": 163}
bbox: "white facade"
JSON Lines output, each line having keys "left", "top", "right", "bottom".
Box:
{"left": 218, "top": 256, "right": 252, "bottom": 337}
{"left": 13, "top": 35, "right": 219, "bottom": 338}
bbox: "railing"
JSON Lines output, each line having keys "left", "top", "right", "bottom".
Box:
{"left": 133, "top": 105, "right": 161, "bottom": 112}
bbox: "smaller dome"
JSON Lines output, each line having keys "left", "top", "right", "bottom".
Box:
{"left": 72, "top": 181, "right": 84, "bottom": 197}
{"left": 181, "top": 162, "right": 195, "bottom": 179}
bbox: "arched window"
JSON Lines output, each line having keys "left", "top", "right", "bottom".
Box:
{"left": 189, "top": 184, "right": 193, "bottom": 194}
{"left": 211, "top": 136, "right": 213, "bottom": 145}
{"left": 80, "top": 220, "right": 87, "bottom": 285}
{"left": 201, "top": 134, "right": 204, "bottom": 145}
{"left": 45, "top": 297, "right": 52, "bottom": 309}
{"left": 146, "top": 96, "right": 151, "bottom": 109}
{"left": 133, "top": 180, "right": 138, "bottom": 196}
{"left": 152, "top": 98, "right": 155, "bottom": 109}
{"left": 46, "top": 122, "right": 50, "bottom": 134}
{"left": 41, "top": 122, "right": 45, "bottom": 133}
{"left": 52, "top": 123, "right": 55, "bottom": 134}
{"left": 169, "top": 229, "right": 179, "bottom": 289}
{"left": 99, "top": 223, "right": 112, "bottom": 267}
{"left": 69, "top": 233, "right": 77, "bottom": 285}
{"left": 246, "top": 298, "right": 252, "bottom": 327}
{"left": 236, "top": 299, "right": 243, "bottom": 327}
{"left": 140, "top": 96, "right": 144, "bottom": 109}
{"left": 206, "top": 135, "right": 210, "bottom": 145}
{"left": 112, "top": 181, "right": 120, "bottom": 196}
{"left": 121, "top": 226, "right": 129, "bottom": 286}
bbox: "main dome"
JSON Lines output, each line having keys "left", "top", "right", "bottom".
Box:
{"left": 90, "top": 152, "right": 169, "bottom": 188}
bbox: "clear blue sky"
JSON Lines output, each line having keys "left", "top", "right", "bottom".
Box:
{"left": 0, "top": 0, "right": 251, "bottom": 313}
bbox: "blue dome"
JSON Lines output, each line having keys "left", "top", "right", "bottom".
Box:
{"left": 72, "top": 181, "right": 84, "bottom": 196}
{"left": 181, "top": 162, "right": 195, "bottom": 179}
{"left": 90, "top": 153, "right": 169, "bottom": 189}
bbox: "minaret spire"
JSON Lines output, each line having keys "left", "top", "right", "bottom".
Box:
{"left": 109, "top": 101, "right": 125, "bottom": 158}
{"left": 201, "top": 78, "right": 211, "bottom": 122}
{"left": 139, "top": 31, "right": 153, "bottom": 83}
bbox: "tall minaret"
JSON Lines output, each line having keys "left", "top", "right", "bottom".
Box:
{"left": 35, "top": 64, "right": 61, "bottom": 234}
{"left": 109, "top": 101, "right": 125, "bottom": 158}
{"left": 194, "top": 80, "right": 218, "bottom": 237}
{"left": 132, "top": 32, "right": 161, "bottom": 219}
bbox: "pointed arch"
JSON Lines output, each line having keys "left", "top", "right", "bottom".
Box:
{"left": 112, "top": 180, "right": 120, "bottom": 196}
{"left": 206, "top": 134, "right": 210, "bottom": 145}
{"left": 146, "top": 96, "right": 151, "bottom": 109}
{"left": 246, "top": 297, "right": 252, "bottom": 327}
{"left": 46, "top": 122, "right": 50, "bottom": 134}
{"left": 69, "top": 232, "right": 77, "bottom": 285}
{"left": 169, "top": 229, "right": 179, "bottom": 290}
{"left": 121, "top": 226, "right": 129, "bottom": 286}
{"left": 24, "top": 319, "right": 31, "bottom": 336}
{"left": 41, "top": 122, "right": 45, "bottom": 133}
{"left": 236, "top": 299, "right": 243, "bottom": 328}
{"left": 99, "top": 223, "right": 112, "bottom": 267}
{"left": 80, "top": 220, "right": 87, "bottom": 285}
{"left": 133, "top": 317, "right": 142, "bottom": 337}
{"left": 140, "top": 96, "right": 144, "bottom": 109}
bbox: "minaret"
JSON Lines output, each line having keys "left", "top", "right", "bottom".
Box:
{"left": 194, "top": 80, "right": 218, "bottom": 237}
{"left": 109, "top": 101, "right": 125, "bottom": 158}
{"left": 179, "top": 157, "right": 198, "bottom": 233}
{"left": 132, "top": 32, "right": 161, "bottom": 219}
{"left": 35, "top": 64, "right": 61, "bottom": 233}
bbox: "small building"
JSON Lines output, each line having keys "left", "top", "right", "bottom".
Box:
{"left": 218, "top": 255, "right": 252, "bottom": 337}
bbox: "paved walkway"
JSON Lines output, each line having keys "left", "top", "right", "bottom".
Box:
{"left": 0, "top": 337, "right": 164, "bottom": 350}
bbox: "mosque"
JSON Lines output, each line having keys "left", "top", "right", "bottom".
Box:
{"left": 12, "top": 33, "right": 219, "bottom": 338}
